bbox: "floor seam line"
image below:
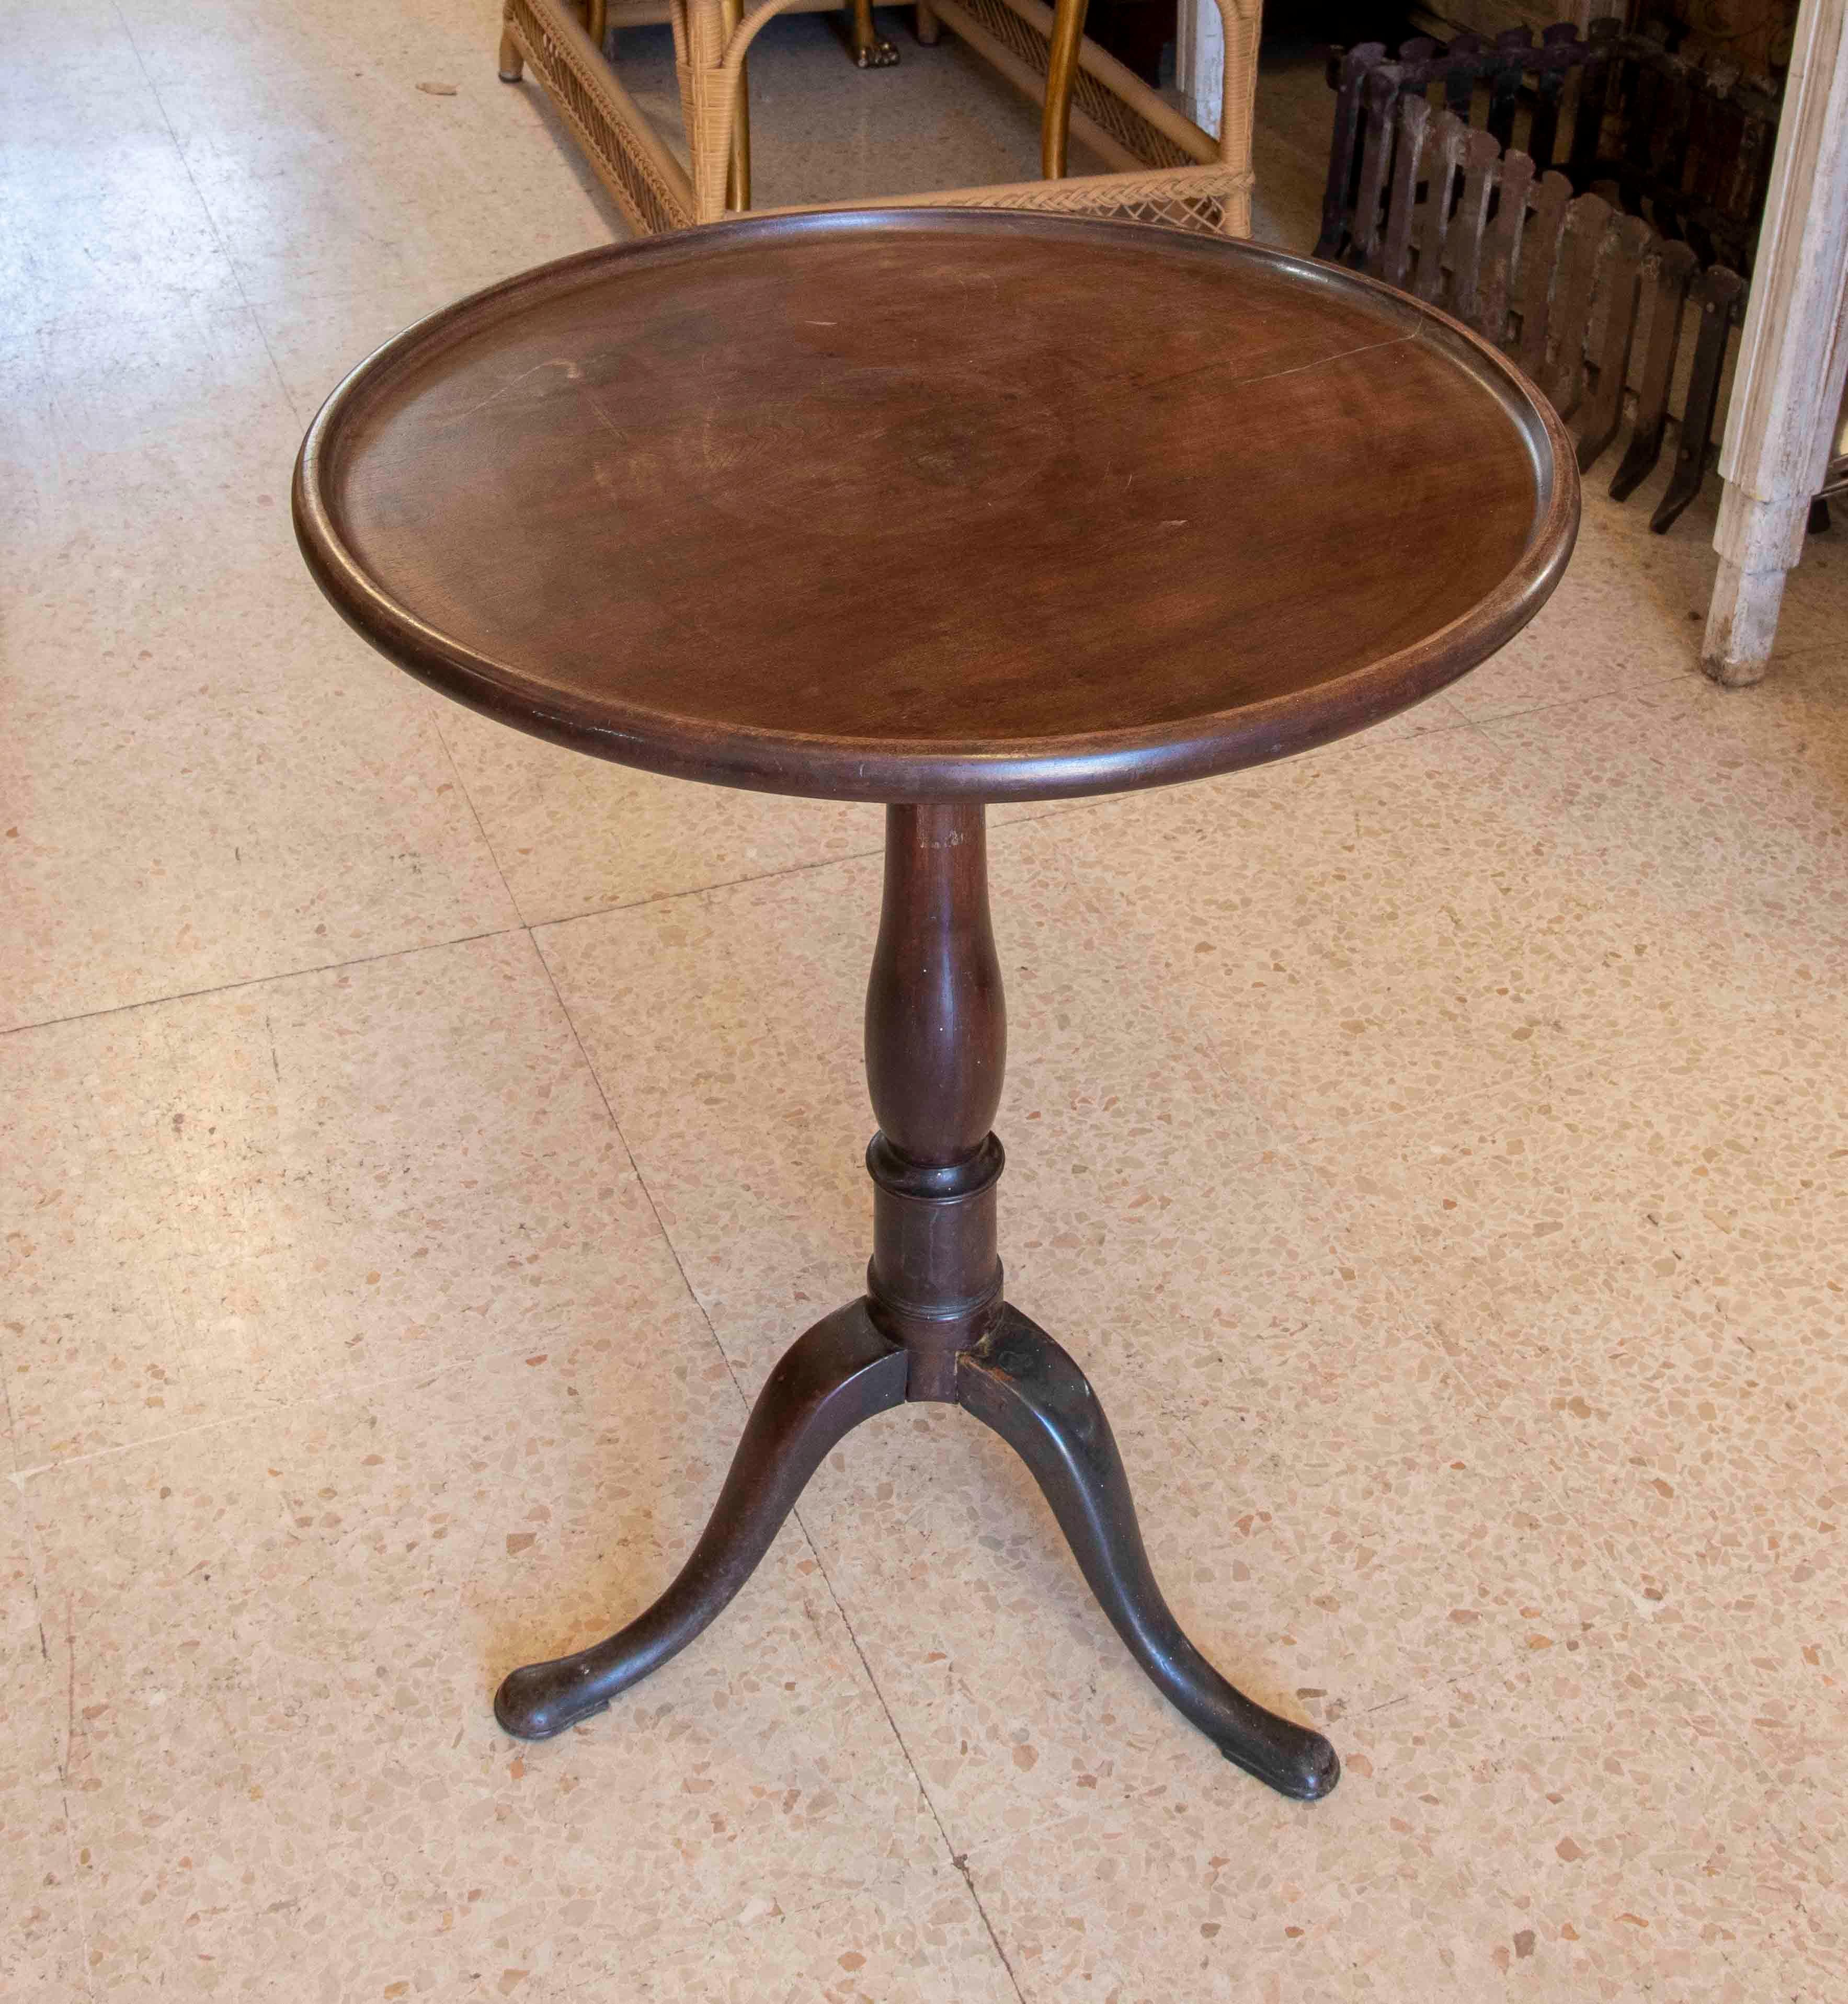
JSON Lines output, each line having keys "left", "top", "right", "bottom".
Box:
{"left": 525, "top": 917, "right": 1022, "bottom": 1997}
{"left": 792, "top": 1523, "right": 1029, "bottom": 2004}
{"left": 529, "top": 838, "right": 890, "bottom": 936}
{"left": 429, "top": 707, "right": 528, "bottom": 924}
{"left": 105, "top": 0, "right": 301, "bottom": 424}
{"left": 0, "top": 923, "right": 533, "bottom": 1039}
{"left": 17, "top": 1485, "right": 100, "bottom": 2004}
{"left": 519, "top": 932, "right": 714, "bottom": 1337}
{"left": 528, "top": 795, "right": 1172, "bottom": 939}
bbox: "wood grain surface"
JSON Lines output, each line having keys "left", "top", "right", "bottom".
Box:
{"left": 295, "top": 209, "right": 1578, "bottom": 803}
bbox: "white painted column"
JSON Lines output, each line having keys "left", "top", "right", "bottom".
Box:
{"left": 1702, "top": 0, "right": 1848, "bottom": 686}
{"left": 1176, "top": 0, "right": 1225, "bottom": 138}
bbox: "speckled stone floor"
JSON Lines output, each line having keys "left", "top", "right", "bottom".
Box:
{"left": 4, "top": 3, "right": 1845, "bottom": 1999}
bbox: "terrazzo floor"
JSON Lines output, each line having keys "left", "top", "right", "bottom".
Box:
{"left": 4, "top": 2, "right": 1846, "bottom": 1998}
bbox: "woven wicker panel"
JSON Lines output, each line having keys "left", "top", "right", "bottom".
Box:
{"left": 1097, "top": 194, "right": 1225, "bottom": 234}
{"left": 508, "top": 0, "right": 694, "bottom": 235}
{"left": 950, "top": 0, "right": 1195, "bottom": 171}
{"left": 768, "top": 166, "right": 1252, "bottom": 248}
{"left": 888, "top": 169, "right": 1247, "bottom": 237}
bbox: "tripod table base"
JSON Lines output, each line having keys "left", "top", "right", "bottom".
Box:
{"left": 495, "top": 1297, "right": 1339, "bottom": 1804}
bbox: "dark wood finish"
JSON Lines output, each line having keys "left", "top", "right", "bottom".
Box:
{"left": 1485, "top": 28, "right": 1531, "bottom": 155}
{"left": 495, "top": 1302, "right": 908, "bottom": 1738}
{"left": 499, "top": 807, "right": 1339, "bottom": 1794}
{"left": 1566, "top": 21, "right": 1615, "bottom": 187}
{"left": 1381, "top": 91, "right": 1428, "bottom": 294}
{"left": 1476, "top": 146, "right": 1533, "bottom": 348}
{"left": 1577, "top": 214, "right": 1651, "bottom": 474}
{"left": 1317, "top": 21, "right": 1779, "bottom": 279}
{"left": 1414, "top": 110, "right": 1467, "bottom": 307}
{"left": 1441, "top": 29, "right": 1480, "bottom": 119}
{"left": 1527, "top": 19, "right": 1580, "bottom": 173}
{"left": 1515, "top": 170, "right": 1572, "bottom": 384}
{"left": 1652, "top": 264, "right": 1744, "bottom": 533}
{"left": 1317, "top": 67, "right": 1757, "bottom": 517}
{"left": 1540, "top": 189, "right": 1612, "bottom": 419}
{"left": 1445, "top": 127, "right": 1501, "bottom": 330}
{"left": 1349, "top": 66, "right": 1397, "bottom": 274}
{"left": 1317, "top": 40, "right": 1384, "bottom": 266}
{"left": 864, "top": 804, "right": 1006, "bottom": 1400}
{"left": 298, "top": 209, "right": 1577, "bottom": 1802}
{"left": 960, "top": 1307, "right": 1338, "bottom": 1799}
{"left": 1609, "top": 238, "right": 1698, "bottom": 502}
{"left": 296, "top": 212, "right": 1576, "bottom": 808}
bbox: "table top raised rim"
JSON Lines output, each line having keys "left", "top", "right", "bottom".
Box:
{"left": 293, "top": 208, "right": 1580, "bottom": 805}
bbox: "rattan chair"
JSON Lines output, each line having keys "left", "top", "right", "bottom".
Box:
{"left": 496, "top": 0, "right": 1260, "bottom": 241}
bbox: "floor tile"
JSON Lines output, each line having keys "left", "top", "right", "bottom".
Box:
{"left": 440, "top": 708, "right": 887, "bottom": 925}
{"left": 252, "top": 275, "right": 485, "bottom": 425}
{"left": 3, "top": 298, "right": 294, "bottom": 571}
{"left": 1017, "top": 718, "right": 1780, "bottom": 1144}
{"left": 532, "top": 846, "right": 886, "bottom": 1373}
{"left": 1479, "top": 677, "right": 1848, "bottom": 976}
{"left": 967, "top": 1632, "right": 1840, "bottom": 2003}
{"left": 24, "top": 1335, "right": 952, "bottom": 1995}
{"left": 2, "top": 295, "right": 522, "bottom": 1025}
{"left": 118, "top": 0, "right": 509, "bottom": 92}
{"left": 571, "top": 1870, "right": 1017, "bottom": 2003}
{"left": 779, "top": 1323, "right": 1633, "bottom": 1859}
{"left": 2, "top": 1471, "right": 88, "bottom": 2002}
{"left": 1442, "top": 473, "right": 1732, "bottom": 726}
{"left": 0, "top": 667, "right": 521, "bottom": 1030}
{"left": 2, "top": 574, "right": 521, "bottom": 1027}
{"left": 1295, "top": 1041, "right": 1848, "bottom": 1806}
{"left": 2, "top": 932, "right": 666, "bottom": 1460}
{"left": 81, "top": 1861, "right": 1015, "bottom": 2001}
{"left": 0, "top": 52, "right": 244, "bottom": 337}
{"left": 155, "top": 53, "right": 619, "bottom": 307}
{"left": 1765, "top": 519, "right": 1848, "bottom": 659}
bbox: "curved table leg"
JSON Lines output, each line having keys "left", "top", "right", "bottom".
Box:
{"left": 495, "top": 1302, "right": 907, "bottom": 1739}
{"left": 957, "top": 1306, "right": 1340, "bottom": 1802}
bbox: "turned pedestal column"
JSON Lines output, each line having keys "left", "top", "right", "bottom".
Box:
{"left": 491, "top": 804, "right": 1340, "bottom": 1801}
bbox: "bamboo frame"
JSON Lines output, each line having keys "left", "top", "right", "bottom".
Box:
{"left": 498, "top": 0, "right": 1258, "bottom": 239}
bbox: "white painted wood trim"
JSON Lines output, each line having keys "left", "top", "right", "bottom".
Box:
{"left": 1177, "top": 0, "right": 1225, "bottom": 138}
{"left": 1703, "top": 0, "right": 1848, "bottom": 683}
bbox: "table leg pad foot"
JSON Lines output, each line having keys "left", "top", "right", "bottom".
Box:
{"left": 957, "top": 1305, "right": 1341, "bottom": 1803}
{"left": 493, "top": 1302, "right": 907, "bottom": 1740}
{"left": 495, "top": 1674, "right": 609, "bottom": 1740}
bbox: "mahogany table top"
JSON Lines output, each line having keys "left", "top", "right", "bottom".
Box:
{"left": 295, "top": 210, "right": 1578, "bottom": 803}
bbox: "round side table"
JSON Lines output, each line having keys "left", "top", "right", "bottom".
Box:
{"left": 295, "top": 211, "right": 1578, "bottom": 1802}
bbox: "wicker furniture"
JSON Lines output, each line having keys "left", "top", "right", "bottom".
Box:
{"left": 294, "top": 209, "right": 1578, "bottom": 1803}
{"left": 496, "top": 0, "right": 1260, "bottom": 237}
